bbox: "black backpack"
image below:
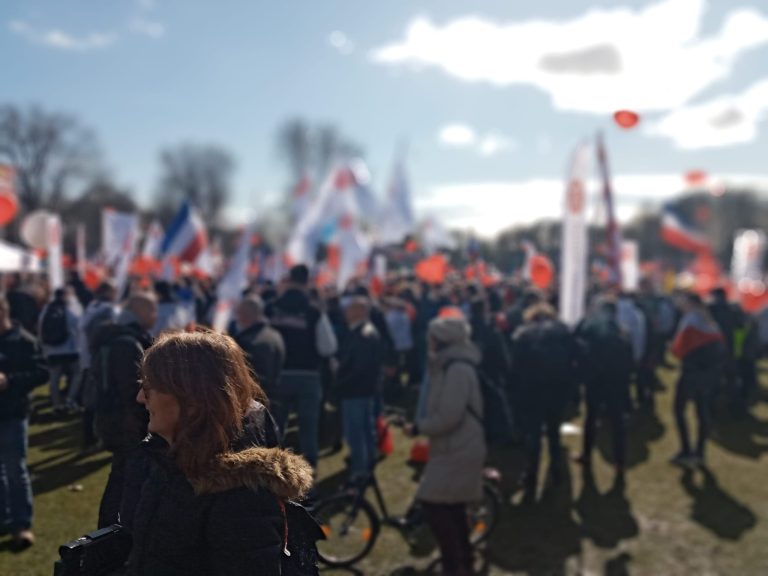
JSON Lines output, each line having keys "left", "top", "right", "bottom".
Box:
{"left": 446, "top": 360, "right": 515, "bottom": 445}
{"left": 41, "top": 302, "right": 70, "bottom": 346}
{"left": 278, "top": 499, "right": 325, "bottom": 576}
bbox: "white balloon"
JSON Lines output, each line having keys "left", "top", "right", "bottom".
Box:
{"left": 20, "top": 210, "right": 52, "bottom": 250}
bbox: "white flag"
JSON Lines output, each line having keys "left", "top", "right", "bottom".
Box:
{"left": 47, "top": 215, "right": 64, "bottom": 290}
{"left": 336, "top": 215, "right": 371, "bottom": 290}
{"left": 559, "top": 142, "right": 591, "bottom": 326}
{"left": 377, "top": 161, "right": 415, "bottom": 245}
{"left": 142, "top": 220, "right": 164, "bottom": 260}
{"left": 102, "top": 209, "right": 139, "bottom": 267}
{"left": 621, "top": 241, "right": 640, "bottom": 292}
{"left": 731, "top": 230, "right": 766, "bottom": 289}
{"left": 212, "top": 224, "right": 255, "bottom": 332}
{"left": 421, "top": 217, "right": 456, "bottom": 253}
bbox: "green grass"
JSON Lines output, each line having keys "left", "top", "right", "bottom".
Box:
{"left": 3, "top": 365, "right": 768, "bottom": 575}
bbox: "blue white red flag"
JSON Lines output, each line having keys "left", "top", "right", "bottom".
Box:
{"left": 661, "top": 206, "right": 711, "bottom": 253}
{"left": 161, "top": 202, "right": 208, "bottom": 263}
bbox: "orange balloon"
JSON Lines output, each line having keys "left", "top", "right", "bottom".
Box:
{"left": 613, "top": 110, "right": 640, "bottom": 129}
{"left": 530, "top": 255, "right": 554, "bottom": 289}
{"left": 0, "top": 193, "right": 18, "bottom": 227}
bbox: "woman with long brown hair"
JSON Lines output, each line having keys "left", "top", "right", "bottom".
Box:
{"left": 123, "top": 330, "right": 314, "bottom": 575}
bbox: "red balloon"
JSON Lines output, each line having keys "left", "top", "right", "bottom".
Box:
{"left": 0, "top": 193, "right": 18, "bottom": 227}
{"left": 530, "top": 255, "right": 554, "bottom": 289}
{"left": 613, "top": 110, "right": 640, "bottom": 129}
{"left": 685, "top": 170, "right": 708, "bottom": 186}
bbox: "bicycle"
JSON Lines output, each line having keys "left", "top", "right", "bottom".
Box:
{"left": 311, "top": 458, "right": 502, "bottom": 568}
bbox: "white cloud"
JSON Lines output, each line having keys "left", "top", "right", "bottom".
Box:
{"left": 9, "top": 20, "right": 116, "bottom": 51}
{"left": 478, "top": 133, "right": 516, "bottom": 156}
{"left": 329, "top": 31, "right": 354, "bottom": 55}
{"left": 130, "top": 18, "right": 165, "bottom": 39}
{"left": 138, "top": 0, "right": 157, "bottom": 10}
{"left": 648, "top": 79, "right": 768, "bottom": 149}
{"left": 438, "top": 124, "right": 516, "bottom": 156}
{"left": 438, "top": 124, "right": 476, "bottom": 147}
{"left": 371, "top": 0, "right": 768, "bottom": 114}
{"left": 415, "top": 173, "right": 768, "bottom": 237}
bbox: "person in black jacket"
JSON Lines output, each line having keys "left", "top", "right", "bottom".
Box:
{"left": 266, "top": 265, "right": 337, "bottom": 470}
{"left": 94, "top": 293, "right": 157, "bottom": 528}
{"left": 512, "top": 303, "right": 574, "bottom": 502}
{"left": 0, "top": 295, "right": 49, "bottom": 549}
{"left": 574, "top": 299, "right": 634, "bottom": 481}
{"left": 125, "top": 331, "right": 314, "bottom": 576}
{"left": 337, "top": 296, "right": 384, "bottom": 481}
{"left": 234, "top": 295, "right": 285, "bottom": 401}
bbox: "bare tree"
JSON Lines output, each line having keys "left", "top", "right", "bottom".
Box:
{"left": 0, "top": 104, "right": 100, "bottom": 211}
{"left": 156, "top": 143, "right": 235, "bottom": 224}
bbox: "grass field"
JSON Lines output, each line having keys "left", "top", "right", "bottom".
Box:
{"left": 2, "top": 364, "right": 768, "bottom": 576}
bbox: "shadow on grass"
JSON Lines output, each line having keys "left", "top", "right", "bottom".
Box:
{"left": 486, "top": 464, "right": 582, "bottom": 576}
{"left": 31, "top": 453, "right": 112, "bottom": 496}
{"left": 576, "top": 471, "right": 639, "bottom": 549}
{"left": 595, "top": 407, "right": 665, "bottom": 470}
{"left": 680, "top": 468, "right": 757, "bottom": 541}
{"left": 710, "top": 411, "right": 768, "bottom": 460}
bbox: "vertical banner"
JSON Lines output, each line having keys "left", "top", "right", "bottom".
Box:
{"left": 559, "top": 142, "right": 591, "bottom": 326}
{"left": 47, "top": 215, "right": 64, "bottom": 290}
{"left": 113, "top": 222, "right": 139, "bottom": 300}
{"left": 102, "top": 209, "right": 140, "bottom": 268}
{"left": 731, "top": 230, "right": 766, "bottom": 288}
{"left": 76, "top": 224, "right": 86, "bottom": 280}
{"left": 621, "top": 240, "right": 640, "bottom": 292}
{"left": 596, "top": 132, "right": 623, "bottom": 286}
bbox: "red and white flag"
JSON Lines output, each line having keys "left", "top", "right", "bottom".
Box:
{"left": 212, "top": 224, "right": 255, "bottom": 332}
{"left": 559, "top": 142, "right": 591, "bottom": 326}
{"left": 142, "top": 220, "right": 164, "bottom": 260}
{"left": 292, "top": 172, "right": 312, "bottom": 222}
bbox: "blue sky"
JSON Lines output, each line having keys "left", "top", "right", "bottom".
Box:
{"left": 3, "top": 0, "right": 768, "bottom": 235}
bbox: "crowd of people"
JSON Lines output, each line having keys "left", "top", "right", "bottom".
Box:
{"left": 0, "top": 264, "right": 766, "bottom": 575}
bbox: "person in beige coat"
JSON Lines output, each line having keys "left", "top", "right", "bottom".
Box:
{"left": 409, "top": 316, "right": 486, "bottom": 576}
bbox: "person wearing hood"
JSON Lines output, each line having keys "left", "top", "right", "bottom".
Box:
{"left": 265, "top": 265, "right": 337, "bottom": 470}
{"left": 94, "top": 292, "right": 157, "bottom": 528}
{"left": 124, "top": 331, "right": 314, "bottom": 575}
{"left": 407, "top": 316, "right": 485, "bottom": 576}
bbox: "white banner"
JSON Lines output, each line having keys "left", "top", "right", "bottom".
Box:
{"left": 47, "top": 215, "right": 64, "bottom": 290}
{"left": 731, "top": 230, "right": 766, "bottom": 288}
{"left": 142, "top": 220, "right": 164, "bottom": 260}
{"left": 213, "top": 223, "right": 255, "bottom": 332}
{"left": 559, "top": 142, "right": 591, "bottom": 326}
{"left": 621, "top": 240, "right": 640, "bottom": 292}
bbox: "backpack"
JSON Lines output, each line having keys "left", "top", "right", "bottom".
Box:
{"left": 41, "top": 302, "right": 70, "bottom": 346}
{"left": 277, "top": 499, "right": 325, "bottom": 576}
{"left": 446, "top": 360, "right": 515, "bottom": 445}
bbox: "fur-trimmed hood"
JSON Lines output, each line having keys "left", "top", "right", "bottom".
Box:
{"left": 189, "top": 446, "right": 314, "bottom": 500}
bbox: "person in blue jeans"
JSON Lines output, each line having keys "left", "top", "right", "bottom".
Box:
{"left": 266, "top": 265, "right": 337, "bottom": 471}
{"left": 0, "top": 295, "right": 49, "bottom": 550}
{"left": 336, "top": 296, "right": 384, "bottom": 481}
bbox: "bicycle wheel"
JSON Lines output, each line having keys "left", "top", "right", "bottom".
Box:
{"left": 313, "top": 493, "right": 380, "bottom": 567}
{"left": 468, "top": 483, "right": 501, "bottom": 546}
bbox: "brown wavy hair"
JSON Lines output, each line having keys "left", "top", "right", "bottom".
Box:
{"left": 140, "top": 330, "right": 268, "bottom": 479}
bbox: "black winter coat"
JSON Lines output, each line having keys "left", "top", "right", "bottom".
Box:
{"left": 336, "top": 322, "right": 383, "bottom": 399}
{"left": 91, "top": 322, "right": 153, "bottom": 452}
{"left": 124, "top": 407, "right": 313, "bottom": 576}
{"left": 0, "top": 323, "right": 49, "bottom": 421}
{"left": 234, "top": 321, "right": 285, "bottom": 399}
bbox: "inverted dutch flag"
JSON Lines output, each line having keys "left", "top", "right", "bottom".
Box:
{"left": 661, "top": 206, "right": 711, "bottom": 253}
{"left": 161, "top": 202, "right": 208, "bottom": 263}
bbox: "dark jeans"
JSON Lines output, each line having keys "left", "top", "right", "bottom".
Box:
{"left": 674, "top": 371, "right": 715, "bottom": 457}
{"left": 0, "top": 418, "right": 33, "bottom": 533}
{"left": 583, "top": 381, "right": 627, "bottom": 469}
{"left": 273, "top": 372, "right": 322, "bottom": 469}
{"left": 422, "top": 502, "right": 474, "bottom": 576}
{"left": 341, "top": 397, "right": 376, "bottom": 477}
{"left": 521, "top": 399, "right": 563, "bottom": 492}
{"left": 98, "top": 450, "right": 144, "bottom": 528}
{"left": 48, "top": 354, "right": 80, "bottom": 408}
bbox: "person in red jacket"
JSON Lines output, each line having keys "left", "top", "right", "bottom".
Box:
{"left": 670, "top": 292, "right": 725, "bottom": 467}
